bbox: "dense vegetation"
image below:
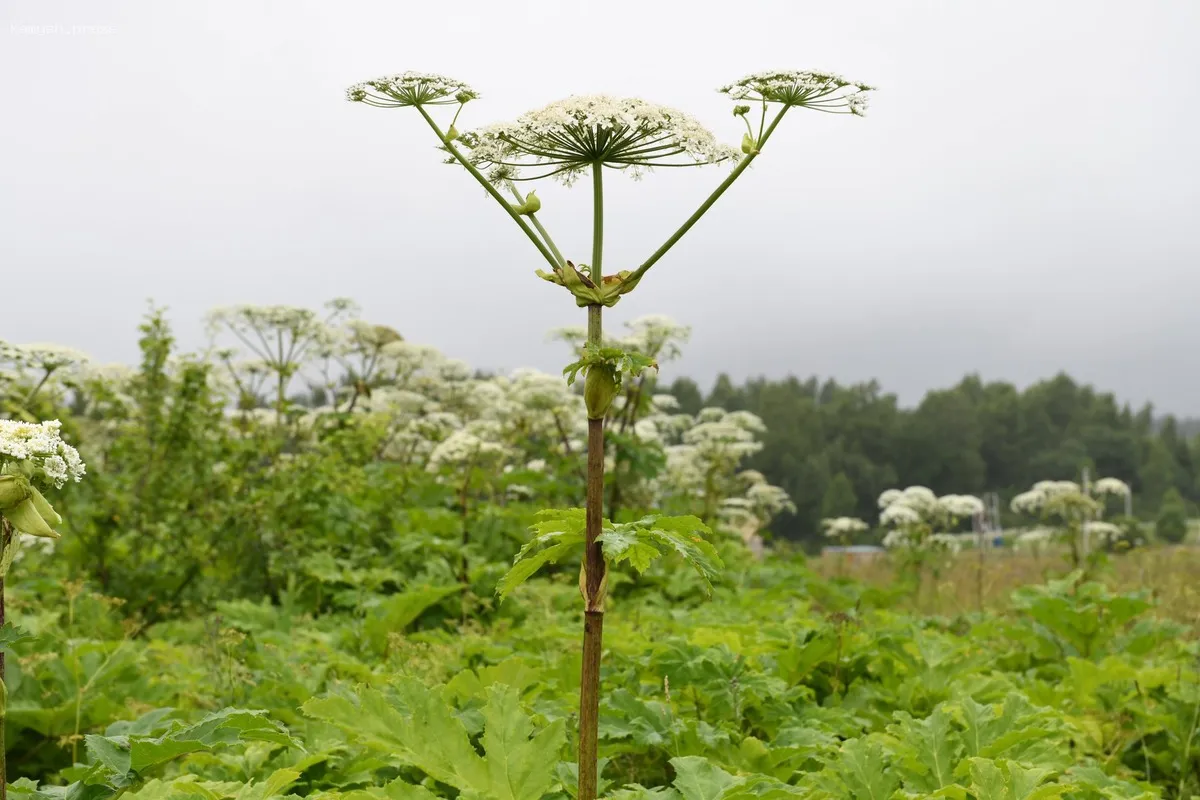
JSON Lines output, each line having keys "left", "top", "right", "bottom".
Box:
{"left": 3, "top": 305, "right": 1200, "bottom": 800}
{"left": 667, "top": 372, "right": 1199, "bottom": 545}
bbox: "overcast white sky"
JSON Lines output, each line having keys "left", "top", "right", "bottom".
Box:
{"left": 3, "top": 0, "right": 1198, "bottom": 413}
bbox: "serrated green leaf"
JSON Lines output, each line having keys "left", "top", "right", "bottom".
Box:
{"left": 84, "top": 735, "right": 132, "bottom": 782}
{"left": 129, "top": 708, "right": 298, "bottom": 772}
{"left": 0, "top": 621, "right": 34, "bottom": 647}
{"left": 496, "top": 512, "right": 587, "bottom": 598}
{"left": 670, "top": 756, "right": 737, "bottom": 800}
{"left": 304, "top": 677, "right": 563, "bottom": 800}
{"left": 598, "top": 527, "right": 662, "bottom": 573}
{"left": 885, "top": 707, "right": 962, "bottom": 792}
{"left": 968, "top": 758, "right": 1067, "bottom": 800}
{"left": 482, "top": 684, "right": 567, "bottom": 800}
{"left": 833, "top": 738, "right": 898, "bottom": 800}
{"left": 381, "top": 779, "right": 442, "bottom": 800}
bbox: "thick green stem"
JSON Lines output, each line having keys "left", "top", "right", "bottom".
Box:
{"left": 578, "top": 161, "right": 607, "bottom": 800}
{"left": 416, "top": 106, "right": 559, "bottom": 270}
{"left": 591, "top": 166, "right": 604, "bottom": 281}
{"left": 631, "top": 107, "right": 789, "bottom": 284}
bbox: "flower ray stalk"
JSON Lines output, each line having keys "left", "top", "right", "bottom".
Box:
{"left": 630, "top": 107, "right": 788, "bottom": 285}
{"left": 415, "top": 106, "right": 560, "bottom": 271}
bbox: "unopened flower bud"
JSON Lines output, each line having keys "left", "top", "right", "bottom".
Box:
{"left": 455, "top": 90, "right": 477, "bottom": 104}
{"left": 514, "top": 191, "right": 541, "bottom": 216}
{"left": 733, "top": 104, "right": 751, "bottom": 117}
{"left": 584, "top": 365, "right": 618, "bottom": 419}
{"left": 0, "top": 475, "right": 30, "bottom": 510}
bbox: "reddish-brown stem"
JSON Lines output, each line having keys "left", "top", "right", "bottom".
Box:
{"left": 1, "top": 518, "right": 11, "bottom": 800}
{"left": 578, "top": 303, "right": 607, "bottom": 800}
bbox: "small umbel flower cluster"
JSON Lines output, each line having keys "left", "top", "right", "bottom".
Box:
{"left": 1, "top": 419, "right": 86, "bottom": 539}
{"left": 346, "top": 71, "right": 478, "bottom": 108}
{"left": 1, "top": 419, "right": 86, "bottom": 489}
{"left": 719, "top": 70, "right": 874, "bottom": 115}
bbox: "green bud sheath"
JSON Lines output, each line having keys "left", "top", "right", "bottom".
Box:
{"left": 29, "top": 485, "right": 63, "bottom": 527}
{"left": 446, "top": 124, "right": 460, "bottom": 141}
{"left": 4, "top": 497, "right": 60, "bottom": 538}
{"left": 514, "top": 190, "right": 541, "bottom": 216}
{"left": 584, "top": 366, "right": 618, "bottom": 420}
{"left": 741, "top": 133, "right": 756, "bottom": 155}
{"left": 0, "top": 474, "right": 31, "bottom": 510}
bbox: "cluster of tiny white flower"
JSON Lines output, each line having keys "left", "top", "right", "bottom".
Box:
{"left": 1, "top": 342, "right": 90, "bottom": 372}
{"left": 1092, "top": 477, "right": 1131, "bottom": 497}
{"left": 0, "top": 419, "right": 86, "bottom": 488}
{"left": 719, "top": 70, "right": 875, "bottom": 116}
{"left": 937, "top": 494, "right": 985, "bottom": 519}
{"left": 426, "top": 425, "right": 507, "bottom": 472}
{"left": 1084, "top": 520, "right": 1124, "bottom": 544}
{"left": 464, "top": 95, "right": 740, "bottom": 185}
{"left": 346, "top": 71, "right": 477, "bottom": 107}
{"left": 821, "top": 516, "right": 869, "bottom": 539}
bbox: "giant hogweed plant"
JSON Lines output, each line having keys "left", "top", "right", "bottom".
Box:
{"left": 346, "top": 69, "right": 874, "bottom": 799}
{"left": 0, "top": 419, "right": 86, "bottom": 797}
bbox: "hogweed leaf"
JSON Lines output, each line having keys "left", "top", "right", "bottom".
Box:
{"left": 968, "top": 758, "right": 1069, "bottom": 800}
{"left": 303, "top": 678, "right": 563, "bottom": 800}
{"left": 0, "top": 621, "right": 34, "bottom": 647}
{"left": 597, "top": 527, "right": 661, "bottom": 573}
{"left": 833, "top": 738, "right": 898, "bottom": 800}
{"left": 669, "top": 756, "right": 737, "bottom": 800}
{"left": 482, "top": 684, "right": 567, "bottom": 800}
{"left": 496, "top": 509, "right": 588, "bottom": 598}
{"left": 128, "top": 708, "right": 298, "bottom": 772}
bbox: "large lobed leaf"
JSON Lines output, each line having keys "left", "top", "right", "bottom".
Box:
{"left": 303, "top": 678, "right": 565, "bottom": 800}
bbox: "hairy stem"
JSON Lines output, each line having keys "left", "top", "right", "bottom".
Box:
{"left": 416, "top": 106, "right": 559, "bottom": 270}
{"left": 631, "top": 107, "right": 789, "bottom": 284}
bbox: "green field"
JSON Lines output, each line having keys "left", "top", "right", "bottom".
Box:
{"left": 4, "top": 308, "right": 1200, "bottom": 800}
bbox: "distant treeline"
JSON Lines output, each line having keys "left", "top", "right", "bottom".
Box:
{"left": 666, "top": 372, "right": 1198, "bottom": 544}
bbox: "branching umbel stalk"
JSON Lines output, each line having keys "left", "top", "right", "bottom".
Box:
{"left": 342, "top": 68, "right": 875, "bottom": 800}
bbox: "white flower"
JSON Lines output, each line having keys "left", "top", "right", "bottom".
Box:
{"left": 650, "top": 394, "right": 680, "bottom": 412}
{"left": 927, "top": 533, "right": 962, "bottom": 554}
{"left": 346, "top": 71, "right": 477, "bottom": 107}
{"left": 2, "top": 343, "right": 90, "bottom": 371}
{"left": 620, "top": 315, "right": 691, "bottom": 363}
{"left": 464, "top": 95, "right": 740, "bottom": 185}
{"left": 877, "top": 488, "right": 903, "bottom": 509}
{"left": 937, "top": 494, "right": 985, "bottom": 519}
{"left": 1084, "top": 520, "right": 1124, "bottom": 544}
{"left": 1092, "top": 477, "right": 1131, "bottom": 497}
{"left": 525, "top": 459, "right": 546, "bottom": 472}
{"left": 719, "top": 70, "right": 875, "bottom": 115}
{"left": 882, "top": 528, "right": 915, "bottom": 549}
{"left": 0, "top": 419, "right": 86, "bottom": 488}
{"left": 426, "top": 426, "right": 506, "bottom": 471}
{"left": 899, "top": 486, "right": 938, "bottom": 512}
{"left": 822, "top": 517, "right": 868, "bottom": 538}
{"left": 880, "top": 504, "right": 921, "bottom": 527}
{"left": 1015, "top": 527, "right": 1057, "bottom": 549}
